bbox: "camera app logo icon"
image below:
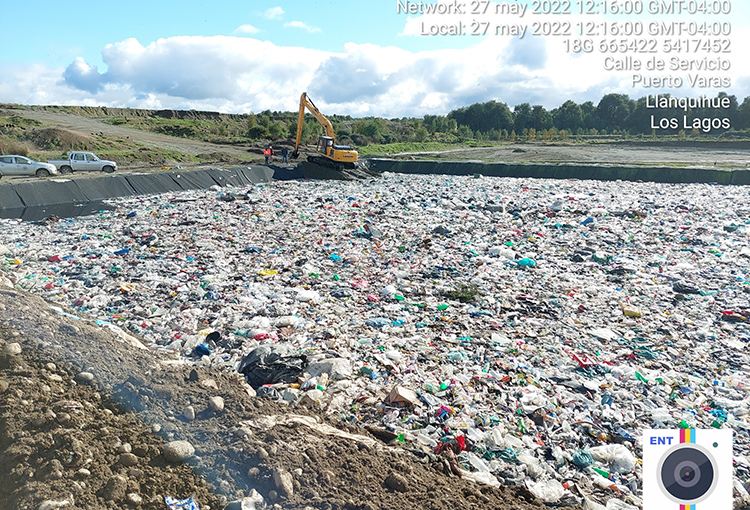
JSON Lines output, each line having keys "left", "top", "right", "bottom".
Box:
{"left": 643, "top": 429, "right": 732, "bottom": 510}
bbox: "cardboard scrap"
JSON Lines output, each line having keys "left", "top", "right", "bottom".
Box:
{"left": 386, "top": 385, "right": 419, "bottom": 407}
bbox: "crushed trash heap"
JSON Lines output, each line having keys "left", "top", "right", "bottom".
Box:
{"left": 2, "top": 173, "right": 750, "bottom": 509}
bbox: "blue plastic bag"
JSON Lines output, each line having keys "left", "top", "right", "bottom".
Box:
{"left": 193, "top": 343, "right": 211, "bottom": 357}
{"left": 165, "top": 496, "right": 200, "bottom": 510}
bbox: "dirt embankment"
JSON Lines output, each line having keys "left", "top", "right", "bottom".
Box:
{"left": 0, "top": 281, "right": 550, "bottom": 510}
{"left": 5, "top": 109, "right": 257, "bottom": 160}
{"left": 0, "top": 104, "right": 249, "bottom": 122}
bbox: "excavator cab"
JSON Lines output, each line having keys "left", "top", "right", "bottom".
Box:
{"left": 316, "top": 136, "right": 334, "bottom": 157}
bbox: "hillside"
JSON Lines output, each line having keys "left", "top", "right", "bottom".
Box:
{"left": 1, "top": 104, "right": 749, "bottom": 171}
{"left": 0, "top": 104, "right": 266, "bottom": 168}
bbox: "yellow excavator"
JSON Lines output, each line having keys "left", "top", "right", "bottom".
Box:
{"left": 292, "top": 92, "right": 358, "bottom": 170}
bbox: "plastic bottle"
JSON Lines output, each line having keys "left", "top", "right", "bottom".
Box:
{"left": 416, "top": 433, "right": 437, "bottom": 448}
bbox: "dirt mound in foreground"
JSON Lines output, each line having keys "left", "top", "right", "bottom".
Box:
{"left": 0, "top": 283, "right": 550, "bottom": 510}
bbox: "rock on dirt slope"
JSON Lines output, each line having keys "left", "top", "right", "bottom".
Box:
{"left": 0, "top": 281, "right": 550, "bottom": 510}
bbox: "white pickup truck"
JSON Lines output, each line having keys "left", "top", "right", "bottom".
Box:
{"left": 47, "top": 152, "right": 117, "bottom": 174}
{"left": 0, "top": 155, "right": 59, "bottom": 178}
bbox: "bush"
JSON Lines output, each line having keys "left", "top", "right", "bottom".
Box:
{"left": 156, "top": 124, "right": 197, "bottom": 138}
{"left": 267, "top": 121, "right": 287, "bottom": 140}
{"left": 351, "top": 134, "right": 370, "bottom": 146}
{"left": 457, "top": 125, "right": 473, "bottom": 140}
{"left": 247, "top": 125, "right": 268, "bottom": 139}
{"left": 0, "top": 137, "right": 29, "bottom": 156}
{"left": 447, "top": 284, "right": 480, "bottom": 303}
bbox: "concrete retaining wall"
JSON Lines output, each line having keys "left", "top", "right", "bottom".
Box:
{"left": 368, "top": 159, "right": 750, "bottom": 185}
{"left": 0, "top": 166, "right": 274, "bottom": 221}
{"left": 0, "top": 186, "right": 24, "bottom": 213}
{"left": 74, "top": 176, "right": 139, "bottom": 201}
{"left": 4, "top": 160, "right": 747, "bottom": 221}
{"left": 12, "top": 180, "right": 89, "bottom": 208}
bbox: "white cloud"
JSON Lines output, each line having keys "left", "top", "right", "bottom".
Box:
{"left": 503, "top": 37, "right": 547, "bottom": 71}
{"left": 284, "top": 21, "right": 322, "bottom": 33}
{"left": 126, "top": 37, "right": 319, "bottom": 105}
{"left": 260, "top": 6, "right": 284, "bottom": 20}
{"left": 62, "top": 57, "right": 104, "bottom": 93}
{"left": 398, "top": 16, "right": 420, "bottom": 37}
{"left": 1, "top": 33, "right": 748, "bottom": 118}
{"left": 234, "top": 24, "right": 260, "bottom": 35}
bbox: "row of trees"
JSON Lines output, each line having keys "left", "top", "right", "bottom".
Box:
{"left": 143, "top": 92, "right": 750, "bottom": 146}
{"left": 446, "top": 92, "right": 750, "bottom": 139}
{"left": 256, "top": 92, "right": 750, "bottom": 145}
{"left": 241, "top": 111, "right": 426, "bottom": 146}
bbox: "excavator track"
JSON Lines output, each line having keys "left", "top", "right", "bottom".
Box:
{"left": 307, "top": 155, "right": 355, "bottom": 171}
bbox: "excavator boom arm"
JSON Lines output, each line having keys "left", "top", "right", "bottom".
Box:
{"left": 293, "top": 92, "right": 335, "bottom": 157}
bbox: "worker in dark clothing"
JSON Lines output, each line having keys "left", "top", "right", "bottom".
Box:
{"left": 281, "top": 147, "right": 288, "bottom": 163}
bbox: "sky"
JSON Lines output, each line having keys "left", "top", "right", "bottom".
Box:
{"left": 1, "top": 0, "right": 749, "bottom": 117}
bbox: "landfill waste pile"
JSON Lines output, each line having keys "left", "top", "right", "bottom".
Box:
{"left": 2, "top": 285, "right": 544, "bottom": 510}
{"left": 2, "top": 173, "right": 750, "bottom": 510}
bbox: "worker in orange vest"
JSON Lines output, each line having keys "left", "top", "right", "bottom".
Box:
{"left": 263, "top": 147, "right": 271, "bottom": 164}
